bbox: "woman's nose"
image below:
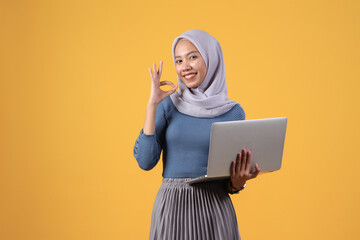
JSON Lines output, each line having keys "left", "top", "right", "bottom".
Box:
{"left": 181, "top": 60, "right": 192, "bottom": 71}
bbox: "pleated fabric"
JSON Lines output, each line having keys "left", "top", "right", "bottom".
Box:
{"left": 150, "top": 178, "right": 241, "bottom": 240}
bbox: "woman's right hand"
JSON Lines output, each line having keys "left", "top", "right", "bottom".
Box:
{"left": 148, "top": 61, "right": 177, "bottom": 105}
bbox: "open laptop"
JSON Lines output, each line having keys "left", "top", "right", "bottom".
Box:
{"left": 186, "top": 117, "right": 288, "bottom": 184}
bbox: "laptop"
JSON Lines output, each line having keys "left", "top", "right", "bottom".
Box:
{"left": 186, "top": 117, "right": 288, "bottom": 184}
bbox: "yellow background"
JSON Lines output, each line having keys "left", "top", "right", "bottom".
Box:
{"left": 1, "top": 0, "right": 359, "bottom": 239}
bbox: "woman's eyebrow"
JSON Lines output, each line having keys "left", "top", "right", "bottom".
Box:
{"left": 175, "top": 50, "right": 199, "bottom": 59}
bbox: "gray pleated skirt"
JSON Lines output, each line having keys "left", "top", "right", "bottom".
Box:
{"left": 150, "top": 178, "right": 241, "bottom": 240}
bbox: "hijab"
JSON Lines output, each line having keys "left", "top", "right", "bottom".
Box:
{"left": 170, "top": 29, "right": 239, "bottom": 118}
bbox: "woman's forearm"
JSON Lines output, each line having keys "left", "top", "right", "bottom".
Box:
{"left": 143, "top": 101, "right": 158, "bottom": 135}
{"left": 134, "top": 100, "right": 163, "bottom": 171}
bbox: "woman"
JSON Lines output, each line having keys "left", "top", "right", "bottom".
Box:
{"left": 133, "top": 29, "right": 260, "bottom": 240}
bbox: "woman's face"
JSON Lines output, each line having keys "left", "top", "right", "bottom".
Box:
{"left": 174, "top": 39, "right": 207, "bottom": 89}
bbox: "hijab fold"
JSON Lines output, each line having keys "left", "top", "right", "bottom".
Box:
{"left": 170, "top": 29, "right": 239, "bottom": 118}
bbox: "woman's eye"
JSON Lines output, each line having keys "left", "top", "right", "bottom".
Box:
{"left": 176, "top": 60, "right": 182, "bottom": 64}
{"left": 190, "top": 55, "right": 197, "bottom": 59}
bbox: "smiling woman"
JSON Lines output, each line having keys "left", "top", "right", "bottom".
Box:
{"left": 133, "top": 29, "right": 260, "bottom": 240}
{"left": 174, "top": 39, "right": 207, "bottom": 89}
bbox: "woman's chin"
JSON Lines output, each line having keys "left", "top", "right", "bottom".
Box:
{"left": 184, "top": 81, "right": 200, "bottom": 89}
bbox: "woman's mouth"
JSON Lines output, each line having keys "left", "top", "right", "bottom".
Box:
{"left": 184, "top": 73, "right": 197, "bottom": 80}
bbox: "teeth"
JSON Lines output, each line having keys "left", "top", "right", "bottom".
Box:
{"left": 185, "top": 73, "right": 196, "bottom": 79}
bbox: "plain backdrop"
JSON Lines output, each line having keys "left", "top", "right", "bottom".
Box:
{"left": 0, "top": 0, "right": 359, "bottom": 239}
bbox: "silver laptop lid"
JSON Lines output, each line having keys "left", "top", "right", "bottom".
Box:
{"left": 207, "top": 117, "right": 287, "bottom": 178}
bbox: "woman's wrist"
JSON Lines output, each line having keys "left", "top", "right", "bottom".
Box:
{"left": 227, "top": 180, "right": 246, "bottom": 194}
{"left": 231, "top": 183, "right": 241, "bottom": 192}
{"left": 147, "top": 99, "right": 159, "bottom": 107}
{"left": 143, "top": 101, "right": 158, "bottom": 135}
{"left": 231, "top": 181, "right": 246, "bottom": 191}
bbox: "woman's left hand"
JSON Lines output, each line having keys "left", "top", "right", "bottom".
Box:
{"left": 230, "top": 148, "right": 260, "bottom": 190}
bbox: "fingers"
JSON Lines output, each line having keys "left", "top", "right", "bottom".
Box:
{"left": 159, "top": 81, "right": 178, "bottom": 96}
{"left": 164, "top": 86, "right": 177, "bottom": 98}
{"left": 169, "top": 85, "right": 178, "bottom": 95}
{"left": 236, "top": 149, "right": 249, "bottom": 175}
{"left": 149, "top": 67, "right": 152, "bottom": 78}
{"left": 159, "top": 61, "right": 163, "bottom": 76}
{"left": 245, "top": 149, "right": 251, "bottom": 172}
{"left": 152, "top": 61, "right": 163, "bottom": 75}
{"left": 149, "top": 61, "right": 163, "bottom": 81}
{"left": 236, "top": 152, "right": 241, "bottom": 175}
{"left": 230, "top": 160, "right": 236, "bottom": 178}
{"left": 241, "top": 148, "right": 246, "bottom": 171}
{"left": 249, "top": 163, "right": 260, "bottom": 179}
{"left": 153, "top": 62, "right": 157, "bottom": 75}
{"left": 159, "top": 81, "right": 176, "bottom": 87}
{"left": 255, "top": 163, "right": 260, "bottom": 171}
{"left": 237, "top": 148, "right": 252, "bottom": 175}
{"left": 233, "top": 148, "right": 259, "bottom": 182}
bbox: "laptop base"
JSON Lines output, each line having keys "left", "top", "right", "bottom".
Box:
{"left": 186, "top": 175, "right": 230, "bottom": 184}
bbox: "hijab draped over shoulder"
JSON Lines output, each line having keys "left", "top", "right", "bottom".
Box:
{"left": 170, "top": 29, "right": 239, "bottom": 118}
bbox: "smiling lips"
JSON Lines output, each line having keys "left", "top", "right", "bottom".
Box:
{"left": 183, "top": 72, "right": 197, "bottom": 80}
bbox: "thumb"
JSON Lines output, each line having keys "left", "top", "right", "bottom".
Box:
{"left": 249, "top": 166, "right": 260, "bottom": 179}
{"left": 169, "top": 85, "right": 178, "bottom": 94}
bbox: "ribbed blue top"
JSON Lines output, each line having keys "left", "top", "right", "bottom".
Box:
{"left": 133, "top": 97, "right": 245, "bottom": 178}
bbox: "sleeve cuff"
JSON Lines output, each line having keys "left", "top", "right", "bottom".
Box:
{"left": 140, "top": 128, "right": 155, "bottom": 137}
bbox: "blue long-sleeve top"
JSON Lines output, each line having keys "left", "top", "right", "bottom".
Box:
{"left": 133, "top": 96, "right": 245, "bottom": 178}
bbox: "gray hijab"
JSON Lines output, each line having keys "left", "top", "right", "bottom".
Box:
{"left": 170, "top": 29, "right": 239, "bottom": 118}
